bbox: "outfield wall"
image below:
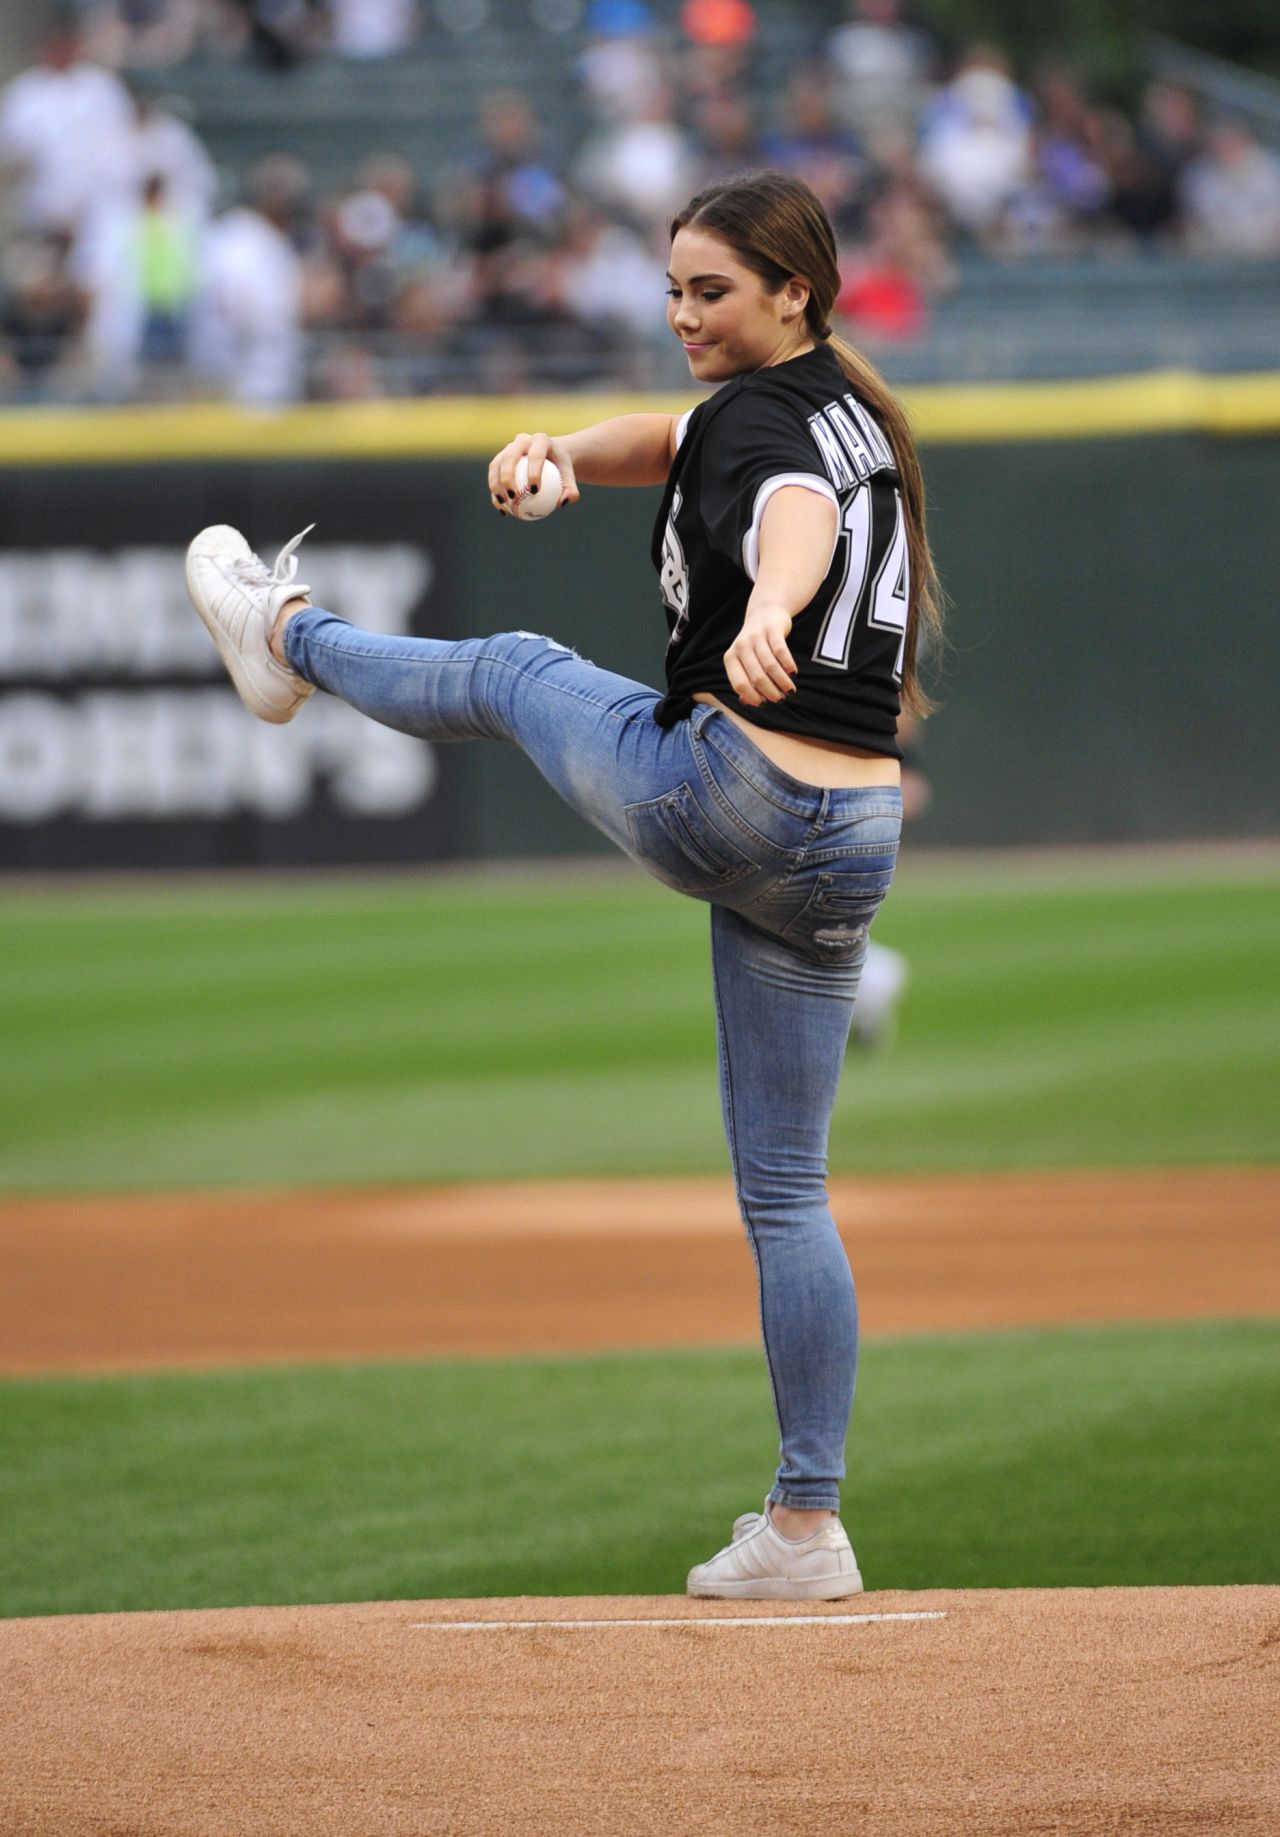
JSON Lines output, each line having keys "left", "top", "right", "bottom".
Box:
{"left": 1, "top": 372, "right": 1277, "bottom": 870}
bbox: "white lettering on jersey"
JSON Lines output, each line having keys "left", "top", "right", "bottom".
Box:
{"left": 807, "top": 395, "right": 895, "bottom": 491}
{"left": 814, "top": 484, "right": 908, "bottom": 682}
{"left": 660, "top": 486, "right": 691, "bottom": 644}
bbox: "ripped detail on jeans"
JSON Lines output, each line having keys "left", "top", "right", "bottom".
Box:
{"left": 513, "top": 630, "right": 581, "bottom": 659}
{"left": 780, "top": 863, "right": 896, "bottom": 961}
{"left": 813, "top": 917, "right": 870, "bottom": 954}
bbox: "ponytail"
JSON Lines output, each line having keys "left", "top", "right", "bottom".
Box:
{"left": 824, "top": 330, "right": 942, "bottom": 716}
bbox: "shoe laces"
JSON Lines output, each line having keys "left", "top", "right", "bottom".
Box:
{"left": 229, "top": 525, "right": 314, "bottom": 593}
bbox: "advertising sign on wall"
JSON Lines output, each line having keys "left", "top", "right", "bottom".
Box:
{"left": 0, "top": 463, "right": 470, "bottom": 870}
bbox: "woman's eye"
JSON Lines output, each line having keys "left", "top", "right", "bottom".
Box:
{"left": 701, "top": 290, "right": 725, "bottom": 302}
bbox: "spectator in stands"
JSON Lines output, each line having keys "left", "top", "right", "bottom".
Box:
{"left": 0, "top": 232, "right": 87, "bottom": 397}
{"left": 326, "top": 182, "right": 404, "bottom": 329}
{"left": 314, "top": 157, "right": 451, "bottom": 345}
{"left": 127, "top": 90, "right": 219, "bottom": 225}
{"left": 1097, "top": 82, "right": 1201, "bottom": 245}
{"left": 1179, "top": 116, "right": 1280, "bottom": 258}
{"left": 462, "top": 90, "right": 568, "bottom": 240}
{"left": 824, "top": 0, "right": 937, "bottom": 140}
{"left": 233, "top": 0, "right": 325, "bottom": 71}
{"left": 76, "top": 0, "right": 204, "bottom": 69}
{"left": 326, "top": 0, "right": 420, "bottom": 59}
{"left": 761, "top": 63, "right": 868, "bottom": 233}
{"left": 917, "top": 48, "right": 1033, "bottom": 245}
{"left": 354, "top": 154, "right": 452, "bottom": 293}
{"left": 1031, "top": 64, "right": 1109, "bottom": 224}
{"left": 551, "top": 193, "right": 668, "bottom": 343}
{"left": 576, "top": 0, "right": 667, "bottom": 123}
{"left": 835, "top": 178, "right": 951, "bottom": 341}
{"left": 1139, "top": 79, "right": 1204, "bottom": 187}
{"left": 191, "top": 153, "right": 307, "bottom": 402}
{"left": 688, "top": 91, "right": 764, "bottom": 191}
{"left": 447, "top": 227, "right": 619, "bottom": 393}
{"left": 574, "top": 84, "right": 695, "bottom": 229}
{"left": 0, "top": 26, "right": 134, "bottom": 237}
{"left": 74, "top": 167, "right": 202, "bottom": 398}
{"left": 1096, "top": 119, "right": 1172, "bottom": 244}
{"left": 836, "top": 225, "right": 925, "bottom": 341}
{"left": 677, "top": 0, "right": 757, "bottom": 113}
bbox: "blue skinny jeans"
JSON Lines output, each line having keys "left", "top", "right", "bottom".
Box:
{"left": 284, "top": 613, "right": 902, "bottom": 1511}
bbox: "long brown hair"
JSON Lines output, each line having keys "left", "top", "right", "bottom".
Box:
{"left": 671, "top": 170, "right": 942, "bottom": 714}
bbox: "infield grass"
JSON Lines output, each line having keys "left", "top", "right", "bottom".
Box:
{"left": 0, "top": 1319, "right": 1275, "bottom": 1618}
{"left": 1, "top": 856, "right": 1277, "bottom": 1192}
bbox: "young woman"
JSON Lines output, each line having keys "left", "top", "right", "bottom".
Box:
{"left": 185, "top": 170, "right": 942, "bottom": 1601}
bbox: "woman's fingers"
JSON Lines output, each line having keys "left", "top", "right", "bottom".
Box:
{"left": 554, "top": 450, "right": 581, "bottom": 506}
{"left": 488, "top": 433, "right": 578, "bottom": 512}
{"left": 725, "top": 624, "right": 797, "bottom": 703}
{"left": 487, "top": 433, "right": 538, "bottom": 509}
{"left": 520, "top": 434, "right": 551, "bottom": 493}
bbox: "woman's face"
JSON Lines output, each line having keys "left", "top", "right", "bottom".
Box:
{"left": 666, "top": 225, "right": 813, "bottom": 383}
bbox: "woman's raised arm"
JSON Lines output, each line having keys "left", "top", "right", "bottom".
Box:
{"left": 489, "top": 414, "right": 678, "bottom": 511}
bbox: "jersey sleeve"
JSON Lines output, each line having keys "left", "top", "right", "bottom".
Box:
{"left": 698, "top": 386, "right": 839, "bottom": 582}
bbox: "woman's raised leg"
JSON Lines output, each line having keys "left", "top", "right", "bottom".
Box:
{"left": 281, "top": 606, "right": 671, "bottom": 854}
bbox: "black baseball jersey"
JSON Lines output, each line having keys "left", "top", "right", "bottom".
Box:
{"left": 650, "top": 343, "right": 906, "bottom": 757}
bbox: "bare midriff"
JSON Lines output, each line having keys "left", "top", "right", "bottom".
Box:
{"left": 693, "top": 693, "right": 901, "bottom": 790}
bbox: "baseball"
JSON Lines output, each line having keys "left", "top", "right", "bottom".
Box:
{"left": 512, "top": 456, "right": 563, "bottom": 521}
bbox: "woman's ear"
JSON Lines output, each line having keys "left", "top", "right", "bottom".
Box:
{"left": 782, "top": 276, "right": 811, "bottom": 321}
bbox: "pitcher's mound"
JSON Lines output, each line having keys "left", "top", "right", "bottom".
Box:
{"left": 3, "top": 1585, "right": 1275, "bottom": 1834}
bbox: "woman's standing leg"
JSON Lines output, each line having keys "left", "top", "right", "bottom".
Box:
{"left": 708, "top": 903, "right": 863, "bottom": 1511}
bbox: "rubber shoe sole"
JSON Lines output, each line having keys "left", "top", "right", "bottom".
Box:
{"left": 687, "top": 1568, "right": 864, "bottom": 1602}
{"left": 687, "top": 1510, "right": 864, "bottom": 1601}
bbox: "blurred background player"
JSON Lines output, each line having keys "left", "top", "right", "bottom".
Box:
{"left": 849, "top": 709, "right": 930, "bottom": 1048}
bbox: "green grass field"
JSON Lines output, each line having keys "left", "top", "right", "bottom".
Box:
{"left": 1, "top": 856, "right": 1276, "bottom": 1614}
{"left": 1, "top": 856, "right": 1277, "bottom": 1192}
{"left": 1, "top": 1321, "right": 1275, "bottom": 1618}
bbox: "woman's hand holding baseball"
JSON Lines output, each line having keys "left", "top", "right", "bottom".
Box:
{"left": 488, "top": 433, "right": 578, "bottom": 514}
{"left": 724, "top": 601, "right": 798, "bottom": 705}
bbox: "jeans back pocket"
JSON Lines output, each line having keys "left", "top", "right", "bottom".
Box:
{"left": 780, "top": 861, "right": 897, "bottom": 963}
{"left": 625, "top": 782, "right": 758, "bottom": 896}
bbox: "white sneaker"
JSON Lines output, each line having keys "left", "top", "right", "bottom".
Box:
{"left": 185, "top": 524, "right": 316, "bottom": 724}
{"left": 687, "top": 1503, "right": 864, "bottom": 1601}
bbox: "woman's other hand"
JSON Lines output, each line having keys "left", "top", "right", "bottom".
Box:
{"left": 724, "top": 601, "right": 798, "bottom": 705}
{"left": 488, "top": 433, "right": 580, "bottom": 515}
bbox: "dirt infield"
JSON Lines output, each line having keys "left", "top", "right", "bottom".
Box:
{"left": 3, "top": 1586, "right": 1276, "bottom": 1834}
{"left": 2, "top": 1165, "right": 1277, "bottom": 1372}
{"left": 4, "top": 1165, "right": 1277, "bottom": 1833}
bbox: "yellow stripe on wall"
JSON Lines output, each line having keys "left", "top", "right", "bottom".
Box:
{"left": 0, "top": 370, "right": 1276, "bottom": 467}
{"left": 907, "top": 370, "right": 1280, "bottom": 442}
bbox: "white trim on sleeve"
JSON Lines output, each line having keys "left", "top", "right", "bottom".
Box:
{"left": 674, "top": 408, "right": 695, "bottom": 451}
{"left": 741, "top": 472, "right": 840, "bottom": 582}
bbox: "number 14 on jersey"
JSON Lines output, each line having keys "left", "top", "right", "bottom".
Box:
{"left": 813, "top": 484, "right": 909, "bottom": 683}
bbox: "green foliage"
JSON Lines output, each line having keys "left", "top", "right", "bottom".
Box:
{"left": 917, "top": 0, "right": 1280, "bottom": 89}
{"left": 0, "top": 861, "right": 1276, "bottom": 1191}
{"left": 0, "top": 1320, "right": 1274, "bottom": 1616}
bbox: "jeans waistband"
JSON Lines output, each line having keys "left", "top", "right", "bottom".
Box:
{"left": 691, "top": 704, "right": 904, "bottom": 823}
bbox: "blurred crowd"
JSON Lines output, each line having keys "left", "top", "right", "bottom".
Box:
{"left": 2, "top": 0, "right": 1279, "bottom": 403}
